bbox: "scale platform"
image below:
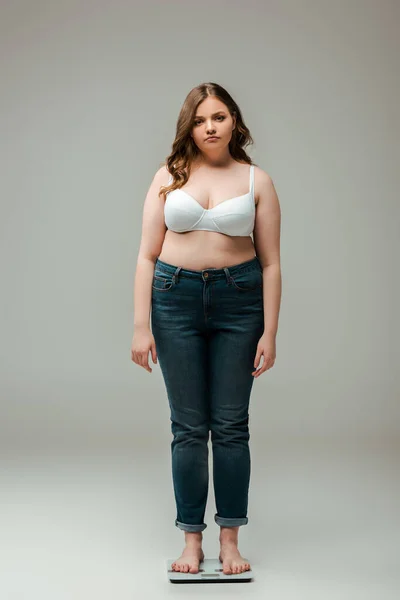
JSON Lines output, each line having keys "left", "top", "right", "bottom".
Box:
{"left": 167, "top": 557, "right": 254, "bottom": 583}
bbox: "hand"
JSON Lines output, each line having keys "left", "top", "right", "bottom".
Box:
{"left": 131, "top": 327, "right": 158, "bottom": 373}
{"left": 252, "top": 332, "right": 276, "bottom": 378}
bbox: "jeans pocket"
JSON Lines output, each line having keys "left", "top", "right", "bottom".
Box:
{"left": 229, "top": 268, "right": 263, "bottom": 291}
{"left": 152, "top": 270, "right": 176, "bottom": 292}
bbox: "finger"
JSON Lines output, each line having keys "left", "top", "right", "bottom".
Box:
{"left": 253, "top": 352, "right": 262, "bottom": 369}
{"left": 139, "top": 355, "right": 151, "bottom": 372}
{"left": 253, "top": 353, "right": 264, "bottom": 371}
{"left": 255, "top": 358, "right": 273, "bottom": 376}
{"left": 254, "top": 362, "right": 267, "bottom": 376}
{"left": 141, "top": 351, "right": 152, "bottom": 372}
{"left": 137, "top": 353, "right": 146, "bottom": 368}
{"left": 151, "top": 345, "right": 157, "bottom": 364}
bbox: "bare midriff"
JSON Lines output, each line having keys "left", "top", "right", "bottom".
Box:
{"left": 158, "top": 229, "right": 257, "bottom": 271}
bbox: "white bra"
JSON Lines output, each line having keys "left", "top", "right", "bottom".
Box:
{"left": 164, "top": 164, "right": 255, "bottom": 237}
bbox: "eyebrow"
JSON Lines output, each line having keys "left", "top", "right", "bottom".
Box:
{"left": 194, "top": 111, "right": 226, "bottom": 118}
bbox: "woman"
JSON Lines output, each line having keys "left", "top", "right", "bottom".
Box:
{"left": 131, "top": 82, "right": 282, "bottom": 575}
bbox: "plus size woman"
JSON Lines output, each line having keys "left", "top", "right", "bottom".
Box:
{"left": 131, "top": 82, "right": 282, "bottom": 575}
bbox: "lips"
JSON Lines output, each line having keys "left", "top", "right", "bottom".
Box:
{"left": 206, "top": 137, "right": 219, "bottom": 141}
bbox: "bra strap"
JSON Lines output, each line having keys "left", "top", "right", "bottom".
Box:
{"left": 249, "top": 164, "right": 254, "bottom": 199}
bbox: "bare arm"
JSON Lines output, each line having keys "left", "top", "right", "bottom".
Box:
{"left": 133, "top": 165, "right": 169, "bottom": 332}
{"left": 249, "top": 168, "right": 282, "bottom": 378}
{"left": 130, "top": 166, "right": 170, "bottom": 373}
{"left": 253, "top": 168, "right": 282, "bottom": 338}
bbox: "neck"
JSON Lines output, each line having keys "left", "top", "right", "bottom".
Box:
{"left": 194, "top": 150, "right": 235, "bottom": 169}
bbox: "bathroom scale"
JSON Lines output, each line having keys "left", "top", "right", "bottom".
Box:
{"left": 167, "top": 557, "right": 254, "bottom": 583}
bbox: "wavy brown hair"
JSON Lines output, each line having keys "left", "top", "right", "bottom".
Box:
{"left": 158, "top": 82, "right": 257, "bottom": 198}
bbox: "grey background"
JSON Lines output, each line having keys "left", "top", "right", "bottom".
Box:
{"left": 1, "top": 0, "right": 398, "bottom": 598}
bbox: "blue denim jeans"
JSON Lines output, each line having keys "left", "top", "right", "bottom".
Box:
{"left": 151, "top": 255, "right": 264, "bottom": 532}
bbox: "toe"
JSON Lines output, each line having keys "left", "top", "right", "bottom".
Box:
{"left": 224, "top": 563, "right": 232, "bottom": 574}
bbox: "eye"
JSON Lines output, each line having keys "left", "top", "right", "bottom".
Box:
{"left": 193, "top": 116, "right": 226, "bottom": 126}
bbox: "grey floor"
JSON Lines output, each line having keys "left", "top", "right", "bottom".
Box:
{"left": 1, "top": 436, "right": 398, "bottom": 600}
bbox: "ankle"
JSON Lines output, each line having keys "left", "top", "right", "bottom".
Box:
{"left": 184, "top": 531, "right": 203, "bottom": 546}
{"left": 219, "top": 525, "right": 239, "bottom": 546}
{"left": 220, "top": 538, "right": 238, "bottom": 547}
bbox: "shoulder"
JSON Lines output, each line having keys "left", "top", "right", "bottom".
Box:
{"left": 150, "top": 165, "right": 172, "bottom": 198}
{"left": 252, "top": 165, "right": 274, "bottom": 204}
{"left": 153, "top": 164, "right": 171, "bottom": 186}
{"left": 253, "top": 164, "right": 273, "bottom": 186}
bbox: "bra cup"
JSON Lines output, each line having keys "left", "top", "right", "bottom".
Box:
{"left": 164, "top": 165, "right": 255, "bottom": 236}
{"left": 164, "top": 190, "right": 204, "bottom": 232}
{"left": 213, "top": 213, "right": 255, "bottom": 237}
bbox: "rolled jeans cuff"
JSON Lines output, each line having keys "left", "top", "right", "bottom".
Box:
{"left": 214, "top": 513, "right": 248, "bottom": 527}
{"left": 175, "top": 519, "right": 207, "bottom": 532}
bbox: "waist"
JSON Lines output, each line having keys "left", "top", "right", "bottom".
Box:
{"left": 159, "top": 230, "right": 256, "bottom": 270}
{"left": 155, "top": 255, "right": 262, "bottom": 280}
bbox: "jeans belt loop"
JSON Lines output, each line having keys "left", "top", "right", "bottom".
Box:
{"left": 223, "top": 266, "right": 231, "bottom": 285}
{"left": 174, "top": 266, "right": 182, "bottom": 282}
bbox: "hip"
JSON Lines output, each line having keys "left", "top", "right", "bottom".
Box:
{"left": 151, "top": 255, "right": 264, "bottom": 332}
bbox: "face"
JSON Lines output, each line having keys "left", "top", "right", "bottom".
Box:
{"left": 191, "top": 96, "right": 236, "bottom": 152}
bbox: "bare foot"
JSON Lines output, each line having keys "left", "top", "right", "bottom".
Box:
{"left": 219, "top": 542, "right": 251, "bottom": 574}
{"left": 171, "top": 546, "right": 205, "bottom": 574}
